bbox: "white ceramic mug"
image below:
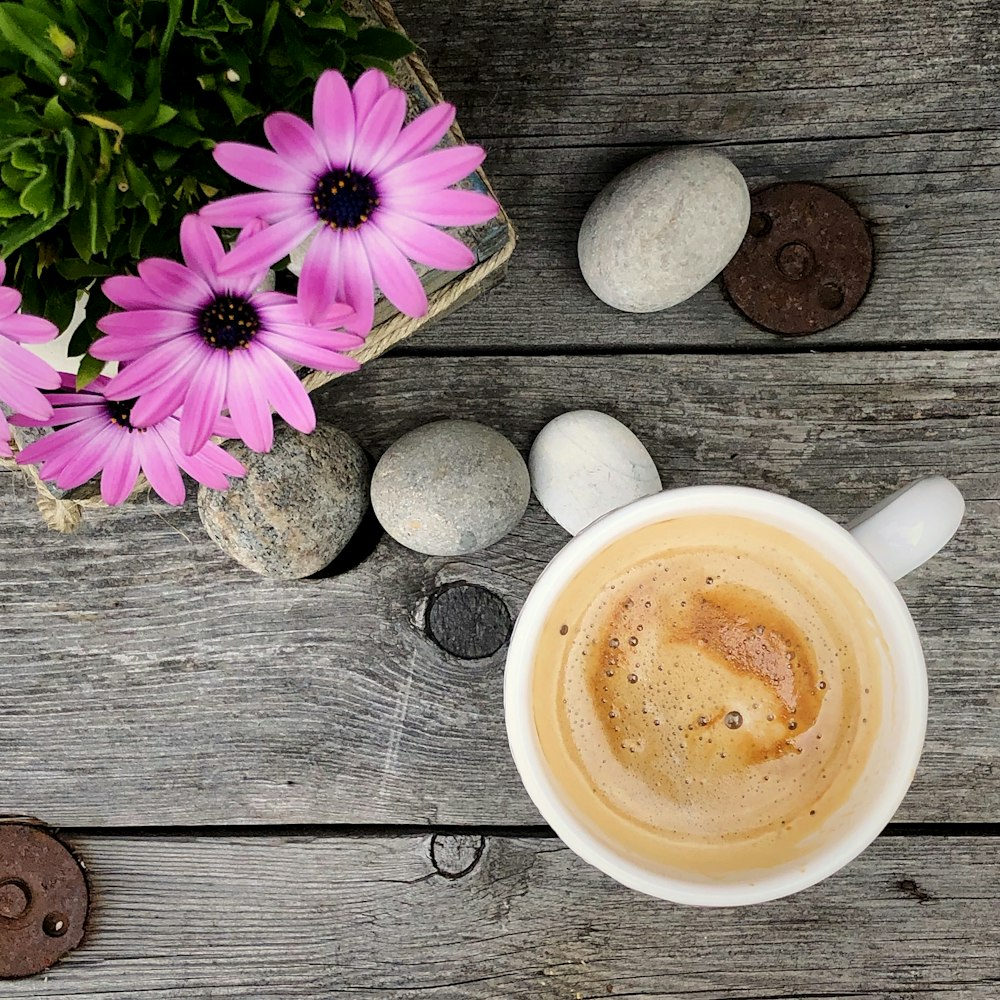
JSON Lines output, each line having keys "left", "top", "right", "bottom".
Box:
{"left": 504, "top": 478, "right": 965, "bottom": 906}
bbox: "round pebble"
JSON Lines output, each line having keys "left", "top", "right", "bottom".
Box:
{"left": 578, "top": 148, "right": 750, "bottom": 312}
{"left": 198, "top": 422, "right": 369, "bottom": 579}
{"left": 371, "top": 420, "right": 529, "bottom": 556}
{"left": 529, "top": 410, "right": 662, "bottom": 535}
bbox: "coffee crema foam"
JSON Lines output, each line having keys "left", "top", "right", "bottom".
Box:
{"left": 533, "top": 514, "right": 885, "bottom": 874}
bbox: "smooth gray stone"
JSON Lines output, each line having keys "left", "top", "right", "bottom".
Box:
{"left": 198, "top": 422, "right": 368, "bottom": 579}
{"left": 578, "top": 148, "right": 750, "bottom": 313}
{"left": 371, "top": 420, "right": 529, "bottom": 556}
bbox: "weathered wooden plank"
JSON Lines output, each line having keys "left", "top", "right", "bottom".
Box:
{"left": 4, "top": 834, "right": 998, "bottom": 998}
{"left": 1, "top": 351, "right": 997, "bottom": 825}
{"left": 410, "top": 132, "right": 1000, "bottom": 351}
{"left": 401, "top": 0, "right": 1000, "bottom": 146}
{"left": 380, "top": 0, "right": 1000, "bottom": 350}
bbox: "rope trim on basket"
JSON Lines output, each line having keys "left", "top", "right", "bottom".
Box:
{"left": 12, "top": 1, "right": 517, "bottom": 532}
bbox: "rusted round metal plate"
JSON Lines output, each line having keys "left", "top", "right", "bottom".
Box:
{"left": 0, "top": 824, "right": 89, "bottom": 979}
{"left": 722, "top": 182, "right": 873, "bottom": 336}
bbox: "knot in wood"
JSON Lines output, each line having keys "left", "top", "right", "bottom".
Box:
{"left": 425, "top": 583, "right": 512, "bottom": 660}
{"left": 430, "top": 834, "right": 485, "bottom": 880}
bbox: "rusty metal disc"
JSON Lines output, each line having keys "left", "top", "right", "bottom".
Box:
{"left": 0, "top": 824, "right": 89, "bottom": 979}
{"left": 722, "top": 182, "right": 873, "bottom": 336}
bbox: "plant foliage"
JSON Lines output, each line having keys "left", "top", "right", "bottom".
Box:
{"left": 0, "top": 0, "right": 414, "bottom": 364}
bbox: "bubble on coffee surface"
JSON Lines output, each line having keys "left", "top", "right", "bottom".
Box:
{"left": 724, "top": 710, "right": 743, "bottom": 730}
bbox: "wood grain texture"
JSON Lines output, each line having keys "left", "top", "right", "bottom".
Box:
{"left": 379, "top": 0, "right": 1000, "bottom": 350}
{"left": 3, "top": 834, "right": 998, "bottom": 998}
{"left": 1, "top": 352, "right": 997, "bottom": 826}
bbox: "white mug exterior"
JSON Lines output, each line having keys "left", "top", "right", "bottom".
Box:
{"left": 505, "top": 483, "right": 960, "bottom": 906}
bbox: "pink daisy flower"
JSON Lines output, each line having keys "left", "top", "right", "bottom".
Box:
{"left": 0, "top": 259, "right": 60, "bottom": 457}
{"left": 201, "top": 68, "right": 499, "bottom": 335}
{"left": 13, "top": 374, "right": 246, "bottom": 506}
{"left": 94, "top": 215, "right": 362, "bottom": 456}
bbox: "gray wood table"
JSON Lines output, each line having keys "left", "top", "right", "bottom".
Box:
{"left": 2, "top": 1, "right": 999, "bottom": 997}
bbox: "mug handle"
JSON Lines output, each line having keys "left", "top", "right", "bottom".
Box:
{"left": 848, "top": 476, "right": 965, "bottom": 582}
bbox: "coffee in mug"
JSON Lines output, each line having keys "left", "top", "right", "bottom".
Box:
{"left": 532, "top": 513, "right": 885, "bottom": 873}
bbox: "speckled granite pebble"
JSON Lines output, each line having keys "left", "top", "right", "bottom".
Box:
{"left": 198, "top": 422, "right": 368, "bottom": 579}
{"left": 371, "top": 420, "right": 529, "bottom": 556}
{"left": 578, "top": 148, "right": 750, "bottom": 312}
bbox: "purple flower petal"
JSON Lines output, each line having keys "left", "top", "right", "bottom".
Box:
{"left": 102, "top": 275, "right": 164, "bottom": 311}
{"left": 53, "top": 423, "right": 120, "bottom": 490}
{"left": 352, "top": 69, "right": 391, "bottom": 129}
{"left": 385, "top": 188, "right": 499, "bottom": 227}
{"left": 97, "top": 309, "right": 196, "bottom": 339}
{"left": 351, "top": 89, "right": 407, "bottom": 175}
{"left": 360, "top": 224, "right": 427, "bottom": 318}
{"left": 252, "top": 346, "right": 317, "bottom": 434}
{"left": 200, "top": 191, "right": 310, "bottom": 227}
{"left": 105, "top": 339, "right": 203, "bottom": 400}
{"left": 100, "top": 433, "right": 142, "bottom": 505}
{"left": 138, "top": 259, "right": 213, "bottom": 310}
{"left": 0, "top": 336, "right": 60, "bottom": 390}
{"left": 179, "top": 357, "right": 228, "bottom": 456}
{"left": 338, "top": 231, "right": 375, "bottom": 336}
{"left": 174, "top": 434, "right": 245, "bottom": 491}
{"left": 22, "top": 418, "right": 107, "bottom": 481}
{"left": 0, "top": 312, "right": 60, "bottom": 344}
{"left": 213, "top": 143, "right": 312, "bottom": 193}
{"left": 264, "top": 112, "right": 329, "bottom": 175}
{"left": 226, "top": 349, "right": 274, "bottom": 452}
{"left": 217, "top": 215, "right": 316, "bottom": 277}
{"left": 265, "top": 323, "right": 362, "bottom": 351}
{"left": 0, "top": 368, "right": 55, "bottom": 419}
{"left": 375, "top": 213, "right": 476, "bottom": 271}
{"left": 14, "top": 403, "right": 101, "bottom": 427}
{"left": 129, "top": 379, "right": 190, "bottom": 428}
{"left": 375, "top": 103, "right": 456, "bottom": 175}
{"left": 137, "top": 428, "right": 187, "bottom": 505}
{"left": 313, "top": 70, "right": 355, "bottom": 168}
{"left": 258, "top": 330, "right": 361, "bottom": 372}
{"left": 180, "top": 215, "right": 227, "bottom": 285}
{"left": 297, "top": 225, "right": 342, "bottom": 325}
{"left": 0, "top": 286, "right": 22, "bottom": 319}
{"left": 381, "top": 144, "right": 486, "bottom": 195}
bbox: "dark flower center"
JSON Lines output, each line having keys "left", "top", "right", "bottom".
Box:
{"left": 198, "top": 295, "right": 260, "bottom": 350}
{"left": 312, "top": 168, "right": 379, "bottom": 229}
{"left": 107, "top": 398, "right": 144, "bottom": 432}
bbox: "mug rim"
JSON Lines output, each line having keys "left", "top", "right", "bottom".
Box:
{"left": 504, "top": 485, "right": 929, "bottom": 906}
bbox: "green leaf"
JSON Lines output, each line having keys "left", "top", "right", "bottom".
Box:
{"left": 160, "top": 0, "right": 183, "bottom": 61}
{"left": 350, "top": 54, "right": 396, "bottom": 74}
{"left": 0, "top": 4, "right": 63, "bottom": 83}
{"left": 68, "top": 185, "right": 98, "bottom": 259}
{"left": 75, "top": 352, "right": 104, "bottom": 389}
{"left": 0, "top": 206, "right": 67, "bottom": 256}
{"left": 352, "top": 26, "right": 416, "bottom": 61}
{"left": 219, "top": 1, "right": 252, "bottom": 27}
{"left": 54, "top": 258, "right": 113, "bottom": 280}
{"left": 0, "top": 185, "right": 25, "bottom": 218}
{"left": 124, "top": 157, "right": 161, "bottom": 224}
{"left": 18, "top": 164, "right": 55, "bottom": 217}
{"left": 220, "top": 86, "right": 260, "bottom": 125}
{"left": 260, "top": 1, "right": 280, "bottom": 51}
{"left": 42, "top": 94, "right": 72, "bottom": 127}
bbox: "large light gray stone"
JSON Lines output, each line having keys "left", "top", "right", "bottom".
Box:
{"left": 371, "top": 420, "right": 529, "bottom": 556}
{"left": 198, "top": 422, "right": 368, "bottom": 579}
{"left": 578, "top": 148, "right": 750, "bottom": 312}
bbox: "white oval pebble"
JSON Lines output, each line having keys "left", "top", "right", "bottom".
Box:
{"left": 578, "top": 148, "right": 750, "bottom": 313}
{"left": 529, "top": 410, "right": 662, "bottom": 535}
